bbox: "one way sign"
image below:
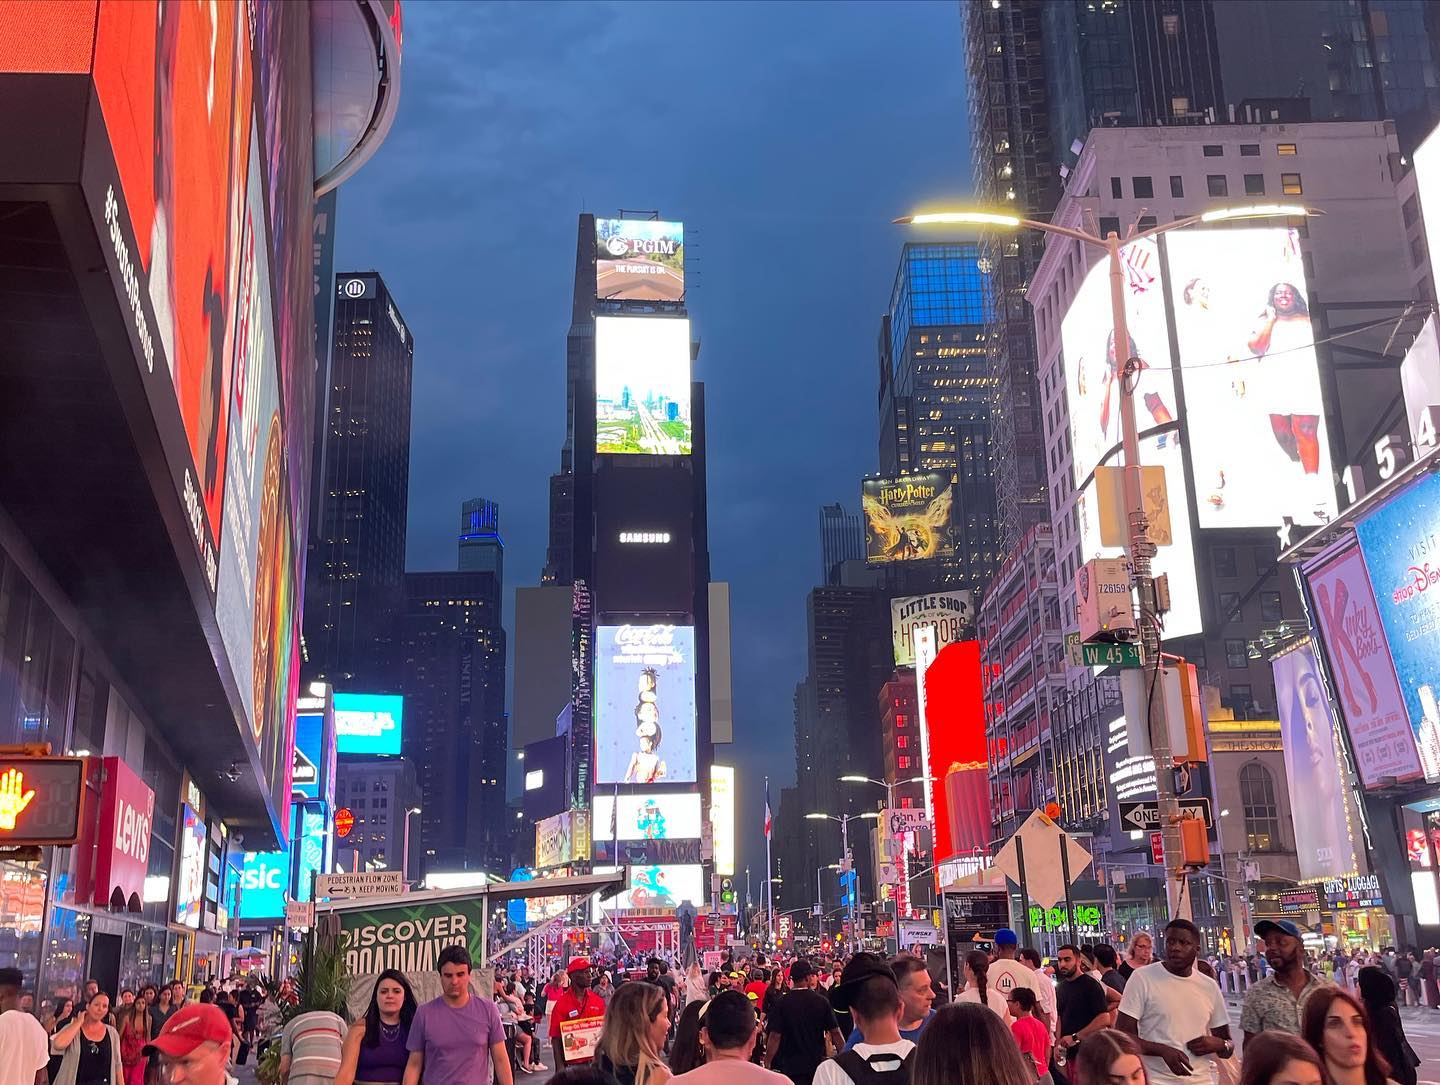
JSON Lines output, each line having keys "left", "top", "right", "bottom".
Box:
{"left": 1118, "top": 798, "right": 1212, "bottom": 831}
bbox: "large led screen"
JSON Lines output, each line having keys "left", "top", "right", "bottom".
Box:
{"left": 333, "top": 693, "right": 404, "bottom": 756}
{"left": 596, "top": 219, "right": 684, "bottom": 302}
{"left": 1075, "top": 433, "right": 1201, "bottom": 639}
{"left": 238, "top": 850, "right": 289, "bottom": 919}
{"left": 594, "top": 864, "right": 705, "bottom": 911}
{"left": 175, "top": 804, "right": 205, "bottom": 929}
{"left": 1060, "top": 238, "right": 1176, "bottom": 485}
{"left": 592, "top": 793, "right": 704, "bottom": 842}
{"left": 595, "top": 625, "right": 697, "bottom": 785}
{"left": 1167, "top": 228, "right": 1338, "bottom": 528}
{"left": 862, "top": 473, "right": 955, "bottom": 564}
{"left": 1354, "top": 471, "right": 1440, "bottom": 783}
{"left": 710, "top": 765, "right": 736, "bottom": 878}
{"left": 1303, "top": 541, "right": 1421, "bottom": 788}
{"left": 1274, "top": 640, "right": 1357, "bottom": 880}
{"left": 595, "top": 316, "right": 692, "bottom": 455}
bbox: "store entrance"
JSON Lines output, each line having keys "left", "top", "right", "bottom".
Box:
{"left": 91, "top": 933, "right": 122, "bottom": 1000}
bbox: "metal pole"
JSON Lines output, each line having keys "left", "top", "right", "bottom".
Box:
{"left": 401, "top": 811, "right": 411, "bottom": 884}
{"left": 1106, "top": 231, "right": 1186, "bottom": 919}
{"left": 765, "top": 777, "right": 775, "bottom": 940}
{"left": 1060, "top": 831, "right": 1076, "bottom": 948}
{"left": 842, "top": 815, "right": 853, "bottom": 938}
{"left": 1015, "top": 835, "right": 1033, "bottom": 948}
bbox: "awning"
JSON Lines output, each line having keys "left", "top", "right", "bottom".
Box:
{"left": 315, "top": 870, "right": 626, "bottom": 914}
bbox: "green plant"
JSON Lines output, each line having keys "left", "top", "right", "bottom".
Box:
{"left": 254, "top": 1041, "right": 283, "bottom": 1085}
{"left": 292, "top": 932, "right": 351, "bottom": 1019}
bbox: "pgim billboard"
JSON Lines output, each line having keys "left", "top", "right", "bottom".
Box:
{"left": 595, "top": 316, "right": 692, "bottom": 456}
{"left": 862, "top": 473, "right": 955, "bottom": 564}
{"left": 594, "top": 625, "right": 697, "bottom": 785}
{"left": 595, "top": 218, "right": 684, "bottom": 302}
{"left": 1167, "top": 227, "right": 1337, "bottom": 528}
{"left": 1059, "top": 237, "right": 1176, "bottom": 485}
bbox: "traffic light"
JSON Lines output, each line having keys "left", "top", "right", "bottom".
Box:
{"left": 720, "top": 878, "right": 735, "bottom": 905}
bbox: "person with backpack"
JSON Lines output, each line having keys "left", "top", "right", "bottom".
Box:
{"left": 812, "top": 954, "right": 913, "bottom": 1085}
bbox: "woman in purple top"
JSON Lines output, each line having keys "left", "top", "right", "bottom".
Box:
{"left": 336, "top": 970, "right": 418, "bottom": 1085}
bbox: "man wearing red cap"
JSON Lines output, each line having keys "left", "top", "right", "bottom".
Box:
{"left": 142, "top": 1003, "right": 234, "bottom": 1085}
{"left": 549, "top": 957, "right": 605, "bottom": 1070}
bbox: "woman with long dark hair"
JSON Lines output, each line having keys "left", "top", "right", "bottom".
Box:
{"left": 1239, "top": 1031, "right": 1324, "bottom": 1085}
{"left": 668, "top": 999, "right": 706, "bottom": 1076}
{"left": 957, "top": 950, "right": 1011, "bottom": 1022}
{"left": 1069, "top": 1028, "right": 1147, "bottom": 1085}
{"left": 1302, "top": 986, "right": 1397, "bottom": 1085}
{"left": 335, "top": 970, "right": 418, "bottom": 1085}
{"left": 1358, "top": 966, "right": 1419, "bottom": 1085}
{"left": 912, "top": 1002, "right": 1034, "bottom": 1085}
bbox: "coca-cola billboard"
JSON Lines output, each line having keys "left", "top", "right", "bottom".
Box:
{"left": 595, "top": 624, "right": 696, "bottom": 785}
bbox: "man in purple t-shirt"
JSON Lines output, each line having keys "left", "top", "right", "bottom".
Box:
{"left": 403, "top": 945, "right": 512, "bottom": 1085}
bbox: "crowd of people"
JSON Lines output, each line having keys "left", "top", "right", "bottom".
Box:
{"left": 0, "top": 921, "right": 1425, "bottom": 1085}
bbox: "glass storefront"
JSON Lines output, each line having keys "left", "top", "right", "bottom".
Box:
{"left": 40, "top": 907, "right": 90, "bottom": 1010}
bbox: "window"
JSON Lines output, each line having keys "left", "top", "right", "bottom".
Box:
{"left": 1203, "top": 145, "right": 1224, "bottom": 157}
{"left": 1253, "top": 546, "right": 1275, "bottom": 575}
{"left": 1413, "top": 236, "right": 1427, "bottom": 269}
{"left": 1244, "top": 174, "right": 1266, "bottom": 195}
{"left": 1240, "top": 763, "right": 1281, "bottom": 851}
{"left": 1277, "top": 143, "right": 1297, "bottom": 156}
{"left": 1218, "top": 592, "right": 1242, "bottom": 621}
{"left": 1225, "top": 639, "right": 1249, "bottom": 668}
{"left": 1231, "top": 684, "right": 1255, "bottom": 713}
{"left": 1138, "top": 215, "right": 1157, "bottom": 230}
{"left": 1281, "top": 173, "right": 1303, "bottom": 195}
{"left": 1207, "top": 175, "right": 1229, "bottom": 198}
{"left": 898, "top": 755, "right": 913, "bottom": 770}
{"left": 1170, "top": 175, "right": 1184, "bottom": 198}
{"left": 1098, "top": 216, "right": 1121, "bottom": 238}
{"left": 1171, "top": 96, "right": 1189, "bottom": 118}
{"left": 1404, "top": 194, "right": 1420, "bottom": 228}
{"left": 1111, "top": 177, "right": 1123, "bottom": 198}
{"left": 1260, "top": 591, "right": 1284, "bottom": 621}
{"left": 1214, "top": 546, "right": 1237, "bottom": 577}
{"left": 1132, "top": 176, "right": 1154, "bottom": 199}
{"left": 1240, "top": 144, "right": 1260, "bottom": 157}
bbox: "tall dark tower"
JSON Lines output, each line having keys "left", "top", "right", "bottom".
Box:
{"left": 458, "top": 497, "right": 503, "bottom": 581}
{"left": 304, "top": 272, "right": 414, "bottom": 692}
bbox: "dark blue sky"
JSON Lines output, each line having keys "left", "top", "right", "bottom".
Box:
{"left": 332, "top": 1, "right": 971, "bottom": 882}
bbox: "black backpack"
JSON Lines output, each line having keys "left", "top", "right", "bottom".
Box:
{"left": 833, "top": 1048, "right": 913, "bottom": 1085}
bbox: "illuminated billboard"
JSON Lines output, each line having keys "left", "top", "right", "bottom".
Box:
{"left": 595, "top": 625, "right": 697, "bottom": 785}
{"left": 333, "top": 693, "right": 404, "bottom": 756}
{"left": 711, "top": 765, "right": 736, "bottom": 878}
{"left": 593, "top": 793, "right": 705, "bottom": 842}
{"left": 891, "top": 591, "right": 973, "bottom": 667}
{"left": 596, "top": 219, "right": 684, "bottom": 302}
{"left": 595, "top": 316, "right": 692, "bottom": 455}
{"left": 1354, "top": 471, "right": 1440, "bottom": 782}
{"left": 1060, "top": 238, "right": 1176, "bottom": 484}
{"left": 1274, "top": 640, "right": 1357, "bottom": 879}
{"left": 1076, "top": 433, "right": 1201, "bottom": 639}
{"left": 1303, "top": 541, "right": 1421, "bottom": 788}
{"left": 238, "top": 850, "right": 289, "bottom": 919}
{"left": 921, "top": 640, "right": 988, "bottom": 864}
{"left": 594, "top": 864, "right": 705, "bottom": 911}
{"left": 1167, "top": 228, "right": 1337, "bottom": 528}
{"left": 175, "top": 804, "right": 206, "bottom": 929}
{"left": 862, "top": 473, "right": 955, "bottom": 564}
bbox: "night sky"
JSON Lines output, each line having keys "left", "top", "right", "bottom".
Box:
{"left": 331, "top": 1, "right": 972, "bottom": 884}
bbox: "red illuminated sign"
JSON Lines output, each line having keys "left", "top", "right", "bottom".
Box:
{"left": 923, "top": 641, "right": 987, "bottom": 863}
{"left": 335, "top": 807, "right": 355, "bottom": 838}
{"left": 1150, "top": 832, "right": 1164, "bottom": 865}
{"left": 93, "top": 757, "right": 155, "bottom": 910}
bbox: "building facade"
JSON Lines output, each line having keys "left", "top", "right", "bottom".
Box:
{"left": 458, "top": 498, "right": 504, "bottom": 580}
{"left": 304, "top": 272, "right": 415, "bottom": 693}
{"left": 819, "top": 504, "right": 865, "bottom": 586}
{"left": 334, "top": 757, "right": 420, "bottom": 879}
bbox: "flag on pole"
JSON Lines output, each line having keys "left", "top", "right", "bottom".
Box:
{"left": 764, "top": 779, "right": 773, "bottom": 839}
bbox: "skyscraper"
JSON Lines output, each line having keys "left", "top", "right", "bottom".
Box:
{"left": 304, "top": 272, "right": 414, "bottom": 692}
{"left": 877, "top": 243, "right": 998, "bottom": 592}
{"left": 401, "top": 569, "right": 509, "bottom": 872}
{"left": 819, "top": 503, "right": 864, "bottom": 586}
{"left": 458, "top": 497, "right": 504, "bottom": 581}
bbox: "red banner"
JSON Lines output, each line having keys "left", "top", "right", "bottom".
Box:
{"left": 93, "top": 757, "right": 154, "bottom": 910}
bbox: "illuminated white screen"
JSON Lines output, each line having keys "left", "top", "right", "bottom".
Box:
{"left": 710, "top": 766, "right": 736, "bottom": 877}
{"left": 595, "top": 316, "right": 692, "bottom": 455}
{"left": 1167, "top": 228, "right": 1337, "bottom": 528}
{"left": 592, "top": 864, "right": 705, "bottom": 912}
{"left": 591, "top": 793, "right": 703, "bottom": 842}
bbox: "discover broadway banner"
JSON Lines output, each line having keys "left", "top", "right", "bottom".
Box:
{"left": 338, "top": 897, "right": 487, "bottom": 976}
{"left": 862, "top": 473, "right": 955, "bottom": 564}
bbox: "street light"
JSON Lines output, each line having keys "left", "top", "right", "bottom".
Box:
{"left": 839, "top": 774, "right": 933, "bottom": 811}
{"left": 898, "top": 200, "right": 1322, "bottom": 917}
{"left": 401, "top": 806, "right": 422, "bottom": 884}
{"left": 807, "top": 811, "right": 880, "bottom": 936}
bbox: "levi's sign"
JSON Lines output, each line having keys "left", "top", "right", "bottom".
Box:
{"left": 1118, "top": 798, "right": 1211, "bottom": 831}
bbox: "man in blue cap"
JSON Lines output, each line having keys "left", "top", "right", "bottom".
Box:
{"left": 990, "top": 928, "right": 1051, "bottom": 1032}
{"left": 1240, "top": 919, "right": 1329, "bottom": 1045}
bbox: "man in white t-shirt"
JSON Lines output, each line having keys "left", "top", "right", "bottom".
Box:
{"left": 0, "top": 967, "right": 47, "bottom": 1085}
{"left": 990, "top": 930, "right": 1049, "bottom": 1031}
{"left": 1116, "top": 920, "right": 1234, "bottom": 1085}
{"left": 814, "top": 954, "right": 913, "bottom": 1085}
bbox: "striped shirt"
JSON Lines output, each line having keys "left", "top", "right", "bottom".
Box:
{"left": 279, "top": 1011, "right": 345, "bottom": 1084}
